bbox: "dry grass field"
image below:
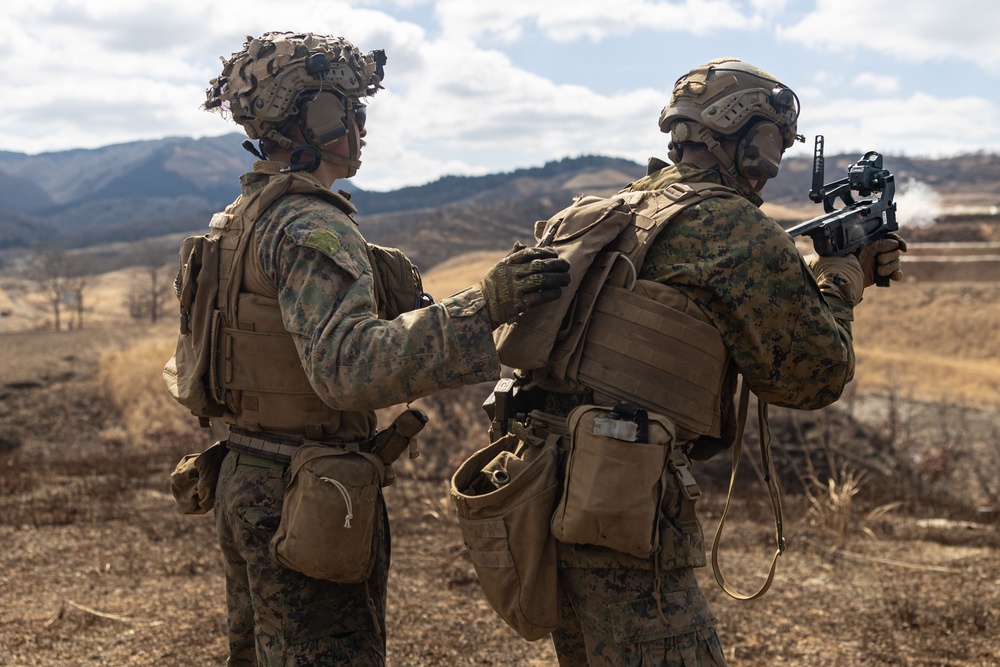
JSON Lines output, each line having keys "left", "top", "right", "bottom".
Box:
{"left": 1, "top": 250, "right": 998, "bottom": 666}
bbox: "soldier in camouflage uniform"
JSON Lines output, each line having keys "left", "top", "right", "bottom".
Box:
{"left": 505, "top": 58, "right": 905, "bottom": 665}
{"left": 199, "top": 32, "right": 569, "bottom": 666}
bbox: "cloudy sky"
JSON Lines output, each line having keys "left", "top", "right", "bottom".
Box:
{"left": 2, "top": 0, "right": 998, "bottom": 191}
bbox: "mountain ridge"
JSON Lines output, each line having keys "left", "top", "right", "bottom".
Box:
{"left": 0, "top": 134, "right": 997, "bottom": 270}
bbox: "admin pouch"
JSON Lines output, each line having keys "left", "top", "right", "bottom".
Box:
{"left": 551, "top": 403, "right": 678, "bottom": 559}
{"left": 269, "top": 445, "right": 386, "bottom": 583}
{"left": 450, "top": 424, "right": 563, "bottom": 641}
{"left": 168, "top": 440, "right": 229, "bottom": 514}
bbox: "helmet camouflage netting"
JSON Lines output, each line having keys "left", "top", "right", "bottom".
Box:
{"left": 204, "top": 31, "right": 386, "bottom": 145}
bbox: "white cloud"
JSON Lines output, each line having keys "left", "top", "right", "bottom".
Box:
{"left": 435, "top": 0, "right": 765, "bottom": 42}
{"left": 358, "top": 35, "right": 667, "bottom": 189}
{"left": 778, "top": 0, "right": 1000, "bottom": 73}
{"left": 852, "top": 73, "right": 902, "bottom": 95}
{"left": 798, "top": 91, "right": 1000, "bottom": 158}
{"left": 0, "top": 0, "right": 997, "bottom": 192}
{"left": 0, "top": 2, "right": 431, "bottom": 151}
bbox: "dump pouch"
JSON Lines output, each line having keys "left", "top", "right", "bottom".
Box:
{"left": 169, "top": 440, "right": 229, "bottom": 514}
{"left": 551, "top": 403, "right": 677, "bottom": 559}
{"left": 450, "top": 431, "right": 562, "bottom": 641}
{"left": 270, "top": 445, "right": 385, "bottom": 583}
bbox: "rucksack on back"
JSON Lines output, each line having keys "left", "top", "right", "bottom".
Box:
{"left": 493, "top": 194, "right": 638, "bottom": 370}
{"left": 495, "top": 183, "right": 733, "bottom": 373}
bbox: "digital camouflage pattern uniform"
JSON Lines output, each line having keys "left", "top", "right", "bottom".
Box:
{"left": 214, "top": 161, "right": 499, "bottom": 666}
{"left": 548, "top": 161, "right": 855, "bottom": 666}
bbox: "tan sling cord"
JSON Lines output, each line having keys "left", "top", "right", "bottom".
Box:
{"left": 710, "top": 379, "right": 786, "bottom": 600}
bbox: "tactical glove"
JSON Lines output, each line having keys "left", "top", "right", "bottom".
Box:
{"left": 856, "top": 233, "right": 907, "bottom": 286}
{"left": 809, "top": 254, "right": 865, "bottom": 306}
{"left": 479, "top": 246, "right": 571, "bottom": 329}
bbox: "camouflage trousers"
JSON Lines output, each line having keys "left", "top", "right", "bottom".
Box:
{"left": 214, "top": 450, "right": 389, "bottom": 666}
{"left": 550, "top": 565, "right": 728, "bottom": 666}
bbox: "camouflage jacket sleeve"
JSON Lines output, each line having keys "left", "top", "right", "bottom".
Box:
{"left": 255, "top": 193, "right": 499, "bottom": 411}
{"left": 640, "top": 189, "right": 855, "bottom": 410}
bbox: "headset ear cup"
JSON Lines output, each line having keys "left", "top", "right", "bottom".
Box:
{"left": 667, "top": 141, "right": 682, "bottom": 164}
{"left": 301, "top": 92, "right": 349, "bottom": 149}
{"left": 736, "top": 122, "right": 784, "bottom": 180}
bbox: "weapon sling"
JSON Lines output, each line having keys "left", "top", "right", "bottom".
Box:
{"left": 710, "top": 378, "right": 786, "bottom": 600}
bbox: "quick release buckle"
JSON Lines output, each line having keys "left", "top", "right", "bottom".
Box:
{"left": 670, "top": 458, "right": 702, "bottom": 501}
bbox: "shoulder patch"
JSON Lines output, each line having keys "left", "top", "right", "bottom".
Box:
{"left": 302, "top": 229, "right": 341, "bottom": 258}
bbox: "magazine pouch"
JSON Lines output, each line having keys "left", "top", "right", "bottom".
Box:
{"left": 551, "top": 403, "right": 676, "bottom": 559}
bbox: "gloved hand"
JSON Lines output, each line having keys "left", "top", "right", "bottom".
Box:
{"left": 856, "top": 233, "right": 907, "bottom": 286}
{"left": 479, "top": 245, "right": 571, "bottom": 329}
{"left": 809, "top": 254, "right": 865, "bottom": 306}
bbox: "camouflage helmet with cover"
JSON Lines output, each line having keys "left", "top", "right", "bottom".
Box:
{"left": 204, "top": 31, "right": 386, "bottom": 176}
{"left": 659, "top": 57, "right": 802, "bottom": 183}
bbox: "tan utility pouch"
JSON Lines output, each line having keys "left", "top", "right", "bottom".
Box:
{"left": 551, "top": 404, "right": 676, "bottom": 559}
{"left": 450, "top": 430, "right": 562, "bottom": 641}
{"left": 270, "top": 445, "right": 385, "bottom": 583}
{"left": 169, "top": 440, "right": 228, "bottom": 515}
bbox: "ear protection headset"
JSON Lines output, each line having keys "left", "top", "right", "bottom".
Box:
{"left": 205, "top": 32, "right": 385, "bottom": 177}
{"left": 660, "top": 59, "right": 803, "bottom": 184}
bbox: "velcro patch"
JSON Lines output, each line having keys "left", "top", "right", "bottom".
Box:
{"left": 303, "top": 229, "right": 342, "bottom": 258}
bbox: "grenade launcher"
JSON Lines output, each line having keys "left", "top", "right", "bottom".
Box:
{"left": 786, "top": 135, "right": 899, "bottom": 286}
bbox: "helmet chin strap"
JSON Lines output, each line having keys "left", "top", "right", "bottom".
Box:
{"left": 278, "top": 126, "right": 363, "bottom": 177}
{"left": 695, "top": 126, "right": 738, "bottom": 179}
{"left": 317, "top": 144, "right": 362, "bottom": 177}
{"left": 694, "top": 125, "right": 763, "bottom": 195}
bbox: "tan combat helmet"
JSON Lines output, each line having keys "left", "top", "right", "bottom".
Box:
{"left": 204, "top": 31, "right": 386, "bottom": 176}
{"left": 659, "top": 57, "right": 802, "bottom": 183}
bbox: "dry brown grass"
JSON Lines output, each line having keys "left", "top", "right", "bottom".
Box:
{"left": 418, "top": 250, "right": 506, "bottom": 300}
{"left": 2, "top": 250, "right": 999, "bottom": 667}
{"left": 852, "top": 281, "right": 1000, "bottom": 406}
{"left": 78, "top": 253, "right": 1000, "bottom": 448}
{"left": 96, "top": 327, "right": 200, "bottom": 446}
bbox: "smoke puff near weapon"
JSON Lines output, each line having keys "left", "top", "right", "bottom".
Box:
{"left": 895, "top": 178, "right": 942, "bottom": 230}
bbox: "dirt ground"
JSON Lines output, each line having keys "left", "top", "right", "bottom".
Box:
{"left": 1, "top": 328, "right": 998, "bottom": 667}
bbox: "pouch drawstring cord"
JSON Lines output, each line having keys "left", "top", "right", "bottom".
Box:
{"left": 319, "top": 476, "right": 354, "bottom": 528}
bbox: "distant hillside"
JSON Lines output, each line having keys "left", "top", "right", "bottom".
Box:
{"left": 0, "top": 135, "right": 253, "bottom": 250}
{"left": 765, "top": 150, "right": 1000, "bottom": 207}
{"left": 350, "top": 155, "right": 646, "bottom": 215}
{"left": 0, "top": 170, "right": 54, "bottom": 214}
{"left": 354, "top": 158, "right": 646, "bottom": 268}
{"left": 0, "top": 134, "right": 997, "bottom": 270}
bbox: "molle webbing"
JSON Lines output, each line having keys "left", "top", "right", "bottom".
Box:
{"left": 575, "top": 282, "right": 730, "bottom": 437}
{"left": 543, "top": 182, "right": 736, "bottom": 438}
{"left": 213, "top": 172, "right": 358, "bottom": 437}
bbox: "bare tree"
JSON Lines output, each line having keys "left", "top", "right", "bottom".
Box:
{"left": 128, "top": 241, "right": 172, "bottom": 323}
{"left": 24, "top": 244, "right": 69, "bottom": 331}
{"left": 64, "top": 255, "right": 95, "bottom": 330}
